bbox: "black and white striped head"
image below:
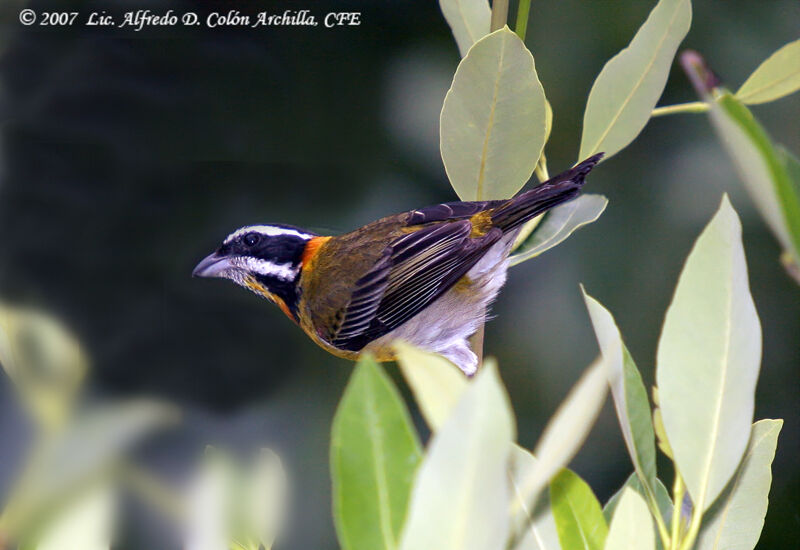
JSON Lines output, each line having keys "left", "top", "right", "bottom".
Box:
{"left": 193, "top": 224, "right": 315, "bottom": 313}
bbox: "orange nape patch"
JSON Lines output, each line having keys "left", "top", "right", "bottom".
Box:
{"left": 469, "top": 211, "right": 494, "bottom": 237}
{"left": 301, "top": 236, "right": 332, "bottom": 270}
{"left": 245, "top": 278, "right": 295, "bottom": 321}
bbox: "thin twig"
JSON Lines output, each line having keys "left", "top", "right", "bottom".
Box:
{"left": 651, "top": 101, "right": 709, "bottom": 117}
{"left": 491, "top": 0, "right": 509, "bottom": 32}
{"left": 514, "top": 0, "right": 532, "bottom": 40}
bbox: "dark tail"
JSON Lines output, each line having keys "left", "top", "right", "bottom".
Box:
{"left": 490, "top": 153, "right": 604, "bottom": 231}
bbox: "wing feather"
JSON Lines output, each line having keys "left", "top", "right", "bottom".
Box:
{"left": 331, "top": 221, "right": 502, "bottom": 351}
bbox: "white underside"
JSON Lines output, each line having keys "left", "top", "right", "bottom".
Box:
{"left": 364, "top": 230, "right": 519, "bottom": 376}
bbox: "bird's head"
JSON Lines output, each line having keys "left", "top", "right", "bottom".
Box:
{"left": 193, "top": 224, "right": 315, "bottom": 317}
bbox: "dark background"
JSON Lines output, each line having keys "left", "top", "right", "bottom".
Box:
{"left": 0, "top": 0, "right": 797, "bottom": 548}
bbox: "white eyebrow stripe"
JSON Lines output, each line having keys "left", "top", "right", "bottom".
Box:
{"left": 243, "top": 258, "right": 300, "bottom": 281}
{"left": 224, "top": 225, "right": 312, "bottom": 244}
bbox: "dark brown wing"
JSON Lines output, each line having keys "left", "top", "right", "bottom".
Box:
{"left": 331, "top": 220, "right": 502, "bottom": 351}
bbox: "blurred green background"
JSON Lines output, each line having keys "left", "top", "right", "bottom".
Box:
{"left": 0, "top": 0, "right": 797, "bottom": 548}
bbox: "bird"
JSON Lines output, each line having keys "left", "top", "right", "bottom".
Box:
{"left": 193, "top": 154, "right": 603, "bottom": 376}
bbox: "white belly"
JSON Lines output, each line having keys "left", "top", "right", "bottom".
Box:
{"left": 365, "top": 230, "right": 518, "bottom": 375}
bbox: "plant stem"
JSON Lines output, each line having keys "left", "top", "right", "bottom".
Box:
{"left": 491, "top": 0, "right": 509, "bottom": 32}
{"left": 651, "top": 101, "right": 709, "bottom": 117}
{"left": 678, "top": 505, "right": 704, "bottom": 550}
{"left": 644, "top": 485, "right": 672, "bottom": 550}
{"left": 515, "top": 0, "right": 532, "bottom": 40}
{"left": 670, "top": 474, "right": 685, "bottom": 550}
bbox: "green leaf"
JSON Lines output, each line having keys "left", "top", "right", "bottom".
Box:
{"left": 603, "top": 474, "right": 671, "bottom": 550}
{"left": 708, "top": 93, "right": 800, "bottom": 263}
{"left": 512, "top": 358, "right": 608, "bottom": 515}
{"left": 439, "top": 0, "right": 491, "bottom": 57}
{"left": 399, "top": 362, "right": 514, "bottom": 550}
{"left": 509, "top": 447, "right": 560, "bottom": 550}
{"left": 441, "top": 27, "right": 547, "bottom": 200}
{"left": 0, "top": 303, "right": 88, "bottom": 430}
{"left": 603, "top": 488, "right": 654, "bottom": 550}
{"left": 394, "top": 342, "right": 468, "bottom": 431}
{"left": 696, "top": 419, "right": 783, "bottom": 550}
{"left": 509, "top": 194, "right": 607, "bottom": 266}
{"left": 550, "top": 469, "right": 608, "bottom": 550}
{"left": 656, "top": 195, "right": 761, "bottom": 512}
{"left": 2, "top": 401, "right": 175, "bottom": 537}
{"left": 582, "top": 291, "right": 657, "bottom": 493}
{"left": 735, "top": 39, "right": 800, "bottom": 105}
{"left": 651, "top": 387, "right": 674, "bottom": 460}
{"left": 395, "top": 344, "right": 558, "bottom": 550}
{"left": 30, "top": 485, "right": 115, "bottom": 550}
{"left": 579, "top": 0, "right": 692, "bottom": 160}
{"left": 331, "top": 356, "right": 422, "bottom": 550}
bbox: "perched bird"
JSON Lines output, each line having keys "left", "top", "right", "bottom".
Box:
{"left": 193, "top": 154, "right": 602, "bottom": 375}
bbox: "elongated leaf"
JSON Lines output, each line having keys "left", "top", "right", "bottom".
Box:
{"left": 31, "top": 485, "right": 114, "bottom": 550}
{"left": 656, "top": 196, "right": 761, "bottom": 512}
{"left": 332, "top": 357, "right": 422, "bottom": 550}
{"left": 708, "top": 93, "right": 800, "bottom": 262}
{"left": 0, "top": 303, "right": 87, "bottom": 429}
{"left": 696, "top": 419, "right": 782, "bottom": 550}
{"left": 441, "top": 27, "right": 547, "bottom": 200}
{"left": 399, "top": 362, "right": 513, "bottom": 550}
{"left": 509, "top": 195, "right": 607, "bottom": 266}
{"left": 439, "top": 0, "right": 491, "bottom": 57}
{"left": 603, "top": 474, "right": 672, "bottom": 526}
{"left": 579, "top": 0, "right": 692, "bottom": 160}
{"left": 582, "top": 291, "right": 657, "bottom": 492}
{"left": 604, "top": 488, "right": 654, "bottom": 550}
{"left": 735, "top": 39, "right": 800, "bottom": 105}
{"left": 2, "top": 401, "right": 175, "bottom": 537}
{"left": 509, "top": 447, "right": 560, "bottom": 550}
{"left": 394, "top": 342, "right": 467, "bottom": 431}
{"left": 513, "top": 358, "right": 608, "bottom": 514}
{"left": 395, "top": 344, "right": 557, "bottom": 550}
{"left": 550, "top": 469, "right": 607, "bottom": 550}
{"left": 249, "top": 449, "right": 288, "bottom": 550}
{"left": 603, "top": 474, "right": 671, "bottom": 550}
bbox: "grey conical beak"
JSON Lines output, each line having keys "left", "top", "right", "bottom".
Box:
{"left": 192, "top": 253, "right": 233, "bottom": 278}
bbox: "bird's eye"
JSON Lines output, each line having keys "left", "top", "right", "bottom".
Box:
{"left": 242, "top": 233, "right": 261, "bottom": 247}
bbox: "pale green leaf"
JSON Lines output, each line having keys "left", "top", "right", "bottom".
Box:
{"left": 394, "top": 342, "right": 467, "bottom": 431}
{"left": 603, "top": 474, "right": 672, "bottom": 525}
{"left": 512, "top": 358, "right": 608, "bottom": 515}
{"left": 395, "top": 344, "right": 557, "bottom": 550}
{"left": 696, "top": 419, "right": 782, "bottom": 550}
{"left": 0, "top": 303, "right": 88, "bottom": 429}
{"left": 509, "top": 194, "right": 608, "bottom": 266}
{"left": 544, "top": 100, "right": 553, "bottom": 145}
{"left": 735, "top": 39, "right": 800, "bottom": 104}
{"left": 441, "top": 27, "right": 547, "bottom": 200}
{"left": 708, "top": 93, "right": 800, "bottom": 262}
{"left": 3, "top": 401, "right": 175, "bottom": 537}
{"left": 656, "top": 195, "right": 761, "bottom": 512}
{"left": 32, "top": 485, "right": 114, "bottom": 550}
{"left": 332, "top": 356, "right": 422, "bottom": 550}
{"left": 579, "top": 0, "right": 692, "bottom": 160}
{"left": 184, "top": 447, "right": 289, "bottom": 550}
{"left": 550, "top": 469, "right": 608, "bottom": 550}
{"left": 439, "top": 0, "right": 491, "bottom": 57}
{"left": 582, "top": 291, "right": 657, "bottom": 490}
{"left": 509, "top": 447, "right": 560, "bottom": 550}
{"left": 399, "top": 362, "right": 514, "bottom": 550}
{"left": 603, "top": 488, "right": 654, "bottom": 550}
{"left": 249, "top": 449, "right": 288, "bottom": 550}
{"left": 603, "top": 474, "right": 671, "bottom": 550}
